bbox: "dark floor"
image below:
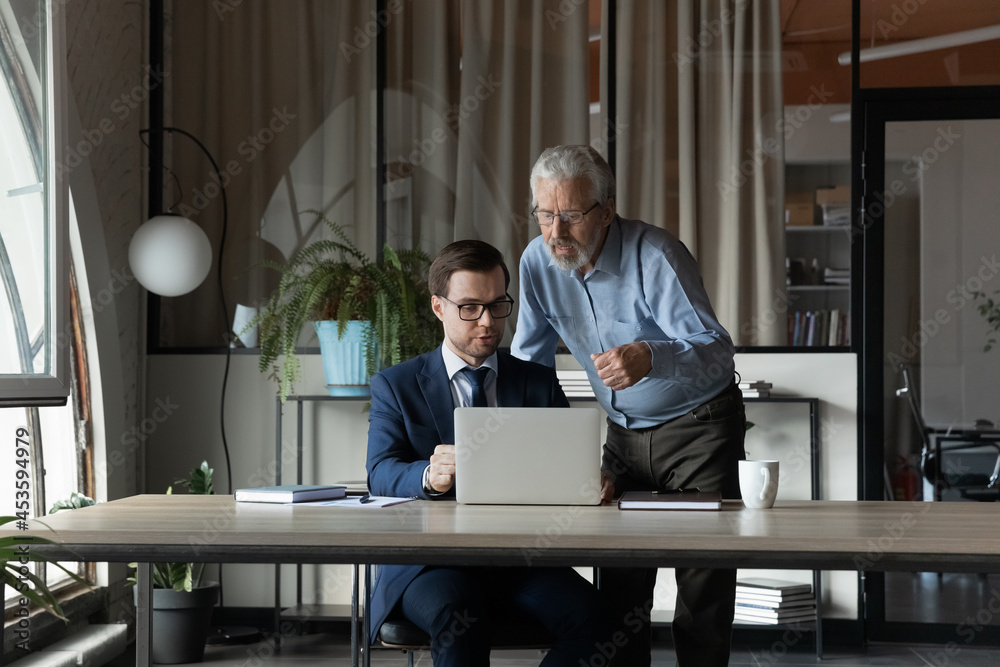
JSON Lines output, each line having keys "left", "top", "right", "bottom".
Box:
{"left": 107, "top": 572, "right": 1000, "bottom": 666}
{"left": 885, "top": 571, "right": 1000, "bottom": 624}
{"left": 110, "top": 633, "right": 1000, "bottom": 667}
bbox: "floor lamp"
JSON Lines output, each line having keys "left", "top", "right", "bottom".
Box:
{"left": 132, "top": 126, "right": 259, "bottom": 646}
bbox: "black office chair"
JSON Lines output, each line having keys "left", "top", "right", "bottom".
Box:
{"left": 896, "top": 364, "right": 1000, "bottom": 501}
{"left": 360, "top": 563, "right": 556, "bottom": 667}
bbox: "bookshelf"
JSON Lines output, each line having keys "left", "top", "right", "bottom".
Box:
{"left": 784, "top": 115, "right": 851, "bottom": 348}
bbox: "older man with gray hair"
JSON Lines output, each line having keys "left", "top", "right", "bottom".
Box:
{"left": 512, "top": 145, "right": 746, "bottom": 666}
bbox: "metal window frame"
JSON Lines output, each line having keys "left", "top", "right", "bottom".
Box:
{"left": 0, "top": 0, "right": 69, "bottom": 407}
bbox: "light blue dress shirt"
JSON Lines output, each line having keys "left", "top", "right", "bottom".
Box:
{"left": 511, "top": 217, "right": 735, "bottom": 429}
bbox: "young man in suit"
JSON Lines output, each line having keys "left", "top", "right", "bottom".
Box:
{"left": 365, "top": 239, "right": 610, "bottom": 667}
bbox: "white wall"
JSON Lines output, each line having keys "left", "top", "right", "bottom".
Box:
{"left": 144, "top": 352, "right": 354, "bottom": 609}
{"left": 911, "top": 120, "right": 1000, "bottom": 427}
{"left": 145, "top": 350, "right": 859, "bottom": 619}
{"left": 65, "top": 0, "right": 145, "bottom": 613}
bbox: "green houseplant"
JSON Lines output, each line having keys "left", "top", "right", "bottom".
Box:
{"left": 251, "top": 210, "right": 440, "bottom": 401}
{"left": 2, "top": 431, "right": 90, "bottom": 626}
{"left": 127, "top": 461, "right": 214, "bottom": 591}
{"left": 971, "top": 289, "right": 1000, "bottom": 352}
{"left": 1, "top": 492, "right": 92, "bottom": 636}
{"left": 49, "top": 491, "right": 96, "bottom": 514}
{"left": 127, "top": 461, "right": 218, "bottom": 664}
{"left": 1, "top": 517, "right": 78, "bottom": 623}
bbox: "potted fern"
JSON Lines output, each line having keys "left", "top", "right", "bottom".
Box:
{"left": 251, "top": 210, "right": 439, "bottom": 401}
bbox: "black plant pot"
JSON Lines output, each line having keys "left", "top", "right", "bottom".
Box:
{"left": 136, "top": 582, "right": 220, "bottom": 663}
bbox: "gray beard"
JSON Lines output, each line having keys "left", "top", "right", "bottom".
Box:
{"left": 546, "top": 236, "right": 598, "bottom": 271}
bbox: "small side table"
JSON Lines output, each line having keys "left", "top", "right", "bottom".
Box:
{"left": 743, "top": 396, "right": 823, "bottom": 659}
{"left": 273, "top": 393, "right": 370, "bottom": 666}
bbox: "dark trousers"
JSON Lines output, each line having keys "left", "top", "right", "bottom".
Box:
{"left": 399, "top": 566, "right": 612, "bottom": 667}
{"left": 600, "top": 381, "right": 746, "bottom": 667}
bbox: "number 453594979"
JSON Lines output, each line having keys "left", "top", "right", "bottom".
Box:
{"left": 14, "top": 426, "right": 30, "bottom": 521}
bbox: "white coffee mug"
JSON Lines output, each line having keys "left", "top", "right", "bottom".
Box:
{"left": 739, "top": 459, "right": 779, "bottom": 509}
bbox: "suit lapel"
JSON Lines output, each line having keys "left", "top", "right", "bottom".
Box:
{"left": 496, "top": 352, "right": 524, "bottom": 408}
{"left": 418, "top": 347, "right": 456, "bottom": 443}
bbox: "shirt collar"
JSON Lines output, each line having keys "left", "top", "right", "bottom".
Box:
{"left": 592, "top": 216, "right": 623, "bottom": 277}
{"left": 441, "top": 344, "right": 499, "bottom": 380}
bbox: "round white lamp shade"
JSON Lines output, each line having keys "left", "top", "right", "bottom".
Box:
{"left": 129, "top": 215, "right": 213, "bottom": 297}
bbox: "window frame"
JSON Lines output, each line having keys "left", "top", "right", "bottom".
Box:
{"left": 0, "top": 0, "right": 69, "bottom": 407}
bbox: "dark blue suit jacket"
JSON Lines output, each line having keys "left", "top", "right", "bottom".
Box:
{"left": 365, "top": 345, "right": 569, "bottom": 640}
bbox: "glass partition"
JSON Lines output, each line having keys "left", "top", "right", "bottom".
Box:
{"left": 160, "top": 1, "right": 378, "bottom": 348}
{"left": 882, "top": 118, "right": 1000, "bottom": 626}
{"left": 154, "top": 0, "right": 855, "bottom": 350}
{"left": 779, "top": 1, "right": 852, "bottom": 348}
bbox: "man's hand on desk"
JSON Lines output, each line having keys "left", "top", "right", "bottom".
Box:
{"left": 428, "top": 444, "right": 456, "bottom": 493}
{"left": 600, "top": 472, "right": 615, "bottom": 504}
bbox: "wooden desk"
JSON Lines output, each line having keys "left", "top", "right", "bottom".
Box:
{"left": 12, "top": 495, "right": 1000, "bottom": 666}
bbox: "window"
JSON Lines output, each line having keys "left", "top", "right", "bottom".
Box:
{"left": 0, "top": 0, "right": 69, "bottom": 406}
{"left": 0, "top": 0, "right": 84, "bottom": 612}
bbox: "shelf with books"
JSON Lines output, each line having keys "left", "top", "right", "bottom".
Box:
{"left": 785, "top": 160, "right": 851, "bottom": 346}
{"left": 774, "top": 105, "right": 854, "bottom": 356}
{"left": 787, "top": 309, "right": 850, "bottom": 347}
{"left": 736, "top": 396, "right": 824, "bottom": 655}
{"left": 785, "top": 225, "right": 850, "bottom": 234}
{"left": 787, "top": 285, "right": 848, "bottom": 292}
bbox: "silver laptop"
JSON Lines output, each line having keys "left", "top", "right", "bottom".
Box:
{"left": 454, "top": 407, "right": 602, "bottom": 505}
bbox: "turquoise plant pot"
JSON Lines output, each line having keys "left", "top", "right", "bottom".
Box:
{"left": 314, "top": 320, "right": 374, "bottom": 396}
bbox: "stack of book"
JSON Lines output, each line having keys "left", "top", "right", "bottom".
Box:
{"left": 734, "top": 577, "right": 816, "bottom": 625}
{"left": 738, "top": 381, "right": 771, "bottom": 398}
{"left": 820, "top": 205, "right": 850, "bottom": 226}
{"left": 816, "top": 186, "right": 850, "bottom": 226}
{"left": 787, "top": 309, "right": 850, "bottom": 346}
{"left": 555, "top": 369, "right": 595, "bottom": 398}
{"left": 823, "top": 267, "right": 850, "bottom": 285}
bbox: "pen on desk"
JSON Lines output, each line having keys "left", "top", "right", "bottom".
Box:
{"left": 358, "top": 493, "right": 374, "bottom": 504}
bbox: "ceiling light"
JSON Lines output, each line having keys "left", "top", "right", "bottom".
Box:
{"left": 838, "top": 24, "right": 1000, "bottom": 65}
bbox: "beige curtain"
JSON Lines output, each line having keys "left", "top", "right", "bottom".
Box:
{"left": 607, "top": 1, "right": 680, "bottom": 235}
{"left": 677, "top": 0, "right": 786, "bottom": 345}
{"left": 166, "top": 1, "right": 374, "bottom": 346}
{"left": 384, "top": 0, "right": 462, "bottom": 256}
{"left": 611, "top": 0, "right": 785, "bottom": 346}
{"left": 454, "top": 0, "right": 591, "bottom": 322}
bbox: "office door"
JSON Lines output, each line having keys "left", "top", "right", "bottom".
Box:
{"left": 861, "top": 92, "right": 1000, "bottom": 646}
